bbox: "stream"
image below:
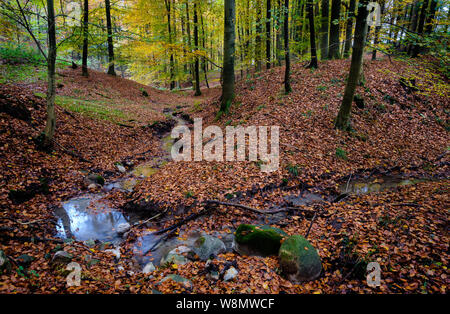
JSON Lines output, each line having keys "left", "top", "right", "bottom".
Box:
{"left": 52, "top": 109, "right": 436, "bottom": 268}
{"left": 54, "top": 109, "right": 188, "bottom": 265}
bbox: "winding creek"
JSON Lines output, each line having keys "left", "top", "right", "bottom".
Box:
{"left": 52, "top": 109, "right": 437, "bottom": 269}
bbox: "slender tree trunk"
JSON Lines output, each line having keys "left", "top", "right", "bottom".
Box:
{"left": 407, "top": 1, "right": 420, "bottom": 54}
{"left": 306, "top": 0, "right": 318, "bottom": 68}
{"left": 185, "top": 1, "right": 194, "bottom": 88}
{"left": 256, "top": 0, "right": 263, "bottom": 72}
{"left": 412, "top": 0, "right": 430, "bottom": 57}
{"left": 372, "top": 1, "right": 384, "bottom": 60}
{"left": 238, "top": 20, "right": 244, "bottom": 79}
{"left": 335, "top": 0, "right": 369, "bottom": 130}
{"left": 425, "top": 0, "right": 438, "bottom": 34}
{"left": 44, "top": 0, "right": 57, "bottom": 147}
{"left": 200, "top": 14, "right": 210, "bottom": 88}
{"left": 220, "top": 0, "right": 236, "bottom": 113}
{"left": 193, "top": 1, "right": 202, "bottom": 96}
{"left": 320, "top": 0, "right": 329, "bottom": 59}
{"left": 266, "top": 0, "right": 272, "bottom": 69}
{"left": 82, "top": 0, "right": 89, "bottom": 77}
{"left": 284, "top": 0, "right": 291, "bottom": 93}
{"left": 343, "top": 0, "right": 356, "bottom": 58}
{"left": 276, "top": 0, "right": 284, "bottom": 66}
{"left": 165, "top": 0, "right": 176, "bottom": 90}
{"left": 328, "top": 0, "right": 341, "bottom": 59}
{"left": 105, "top": 0, "right": 116, "bottom": 76}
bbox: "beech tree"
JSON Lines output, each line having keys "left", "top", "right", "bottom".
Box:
{"left": 335, "top": 0, "right": 369, "bottom": 130}
{"left": 105, "top": 0, "right": 116, "bottom": 76}
{"left": 284, "top": 0, "right": 291, "bottom": 93}
{"left": 328, "top": 0, "right": 341, "bottom": 59}
{"left": 220, "top": 0, "right": 236, "bottom": 114}
{"left": 320, "top": 0, "right": 329, "bottom": 59}
{"left": 306, "top": 0, "right": 318, "bottom": 68}
{"left": 343, "top": 0, "right": 356, "bottom": 58}
{"left": 193, "top": 1, "right": 201, "bottom": 96}
{"left": 266, "top": 0, "right": 271, "bottom": 69}
{"left": 82, "top": 0, "right": 89, "bottom": 77}
{"left": 44, "top": 0, "right": 56, "bottom": 147}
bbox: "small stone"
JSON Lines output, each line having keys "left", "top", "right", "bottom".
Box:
{"left": 193, "top": 234, "right": 226, "bottom": 261}
{"left": 84, "top": 174, "right": 105, "bottom": 187}
{"left": 116, "top": 164, "right": 126, "bottom": 173}
{"left": 209, "top": 271, "right": 220, "bottom": 280}
{"left": 142, "top": 262, "right": 156, "bottom": 274}
{"left": 105, "top": 248, "right": 121, "bottom": 259}
{"left": 88, "top": 183, "right": 101, "bottom": 191}
{"left": 83, "top": 239, "right": 96, "bottom": 248}
{"left": 0, "top": 250, "right": 11, "bottom": 273}
{"left": 170, "top": 246, "right": 192, "bottom": 255}
{"left": 116, "top": 223, "right": 131, "bottom": 235}
{"left": 223, "top": 267, "right": 238, "bottom": 281}
{"left": 17, "top": 254, "right": 34, "bottom": 266}
{"left": 51, "top": 251, "right": 72, "bottom": 265}
{"left": 160, "top": 253, "right": 189, "bottom": 266}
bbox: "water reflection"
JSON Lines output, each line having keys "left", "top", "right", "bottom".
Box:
{"left": 340, "top": 176, "right": 426, "bottom": 195}
{"left": 55, "top": 195, "right": 132, "bottom": 244}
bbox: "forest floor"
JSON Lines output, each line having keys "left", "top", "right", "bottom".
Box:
{"left": 0, "top": 54, "right": 448, "bottom": 294}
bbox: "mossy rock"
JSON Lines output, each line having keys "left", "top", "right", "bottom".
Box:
{"left": 279, "top": 235, "right": 322, "bottom": 283}
{"left": 85, "top": 174, "right": 105, "bottom": 186}
{"left": 234, "top": 224, "right": 287, "bottom": 256}
{"left": 193, "top": 234, "right": 226, "bottom": 261}
{"left": 0, "top": 250, "right": 11, "bottom": 273}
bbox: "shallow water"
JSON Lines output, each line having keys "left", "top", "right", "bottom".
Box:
{"left": 284, "top": 192, "right": 325, "bottom": 206}
{"left": 132, "top": 230, "right": 201, "bottom": 266}
{"left": 54, "top": 109, "right": 188, "bottom": 248}
{"left": 54, "top": 195, "right": 138, "bottom": 244}
{"left": 339, "top": 176, "right": 427, "bottom": 195}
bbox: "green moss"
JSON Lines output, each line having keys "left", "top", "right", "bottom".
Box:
{"left": 235, "top": 224, "right": 287, "bottom": 256}
{"left": 279, "top": 235, "right": 322, "bottom": 282}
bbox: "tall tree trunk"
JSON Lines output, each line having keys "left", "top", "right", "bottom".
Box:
{"left": 306, "top": 0, "right": 318, "bottom": 68}
{"left": 185, "top": 0, "right": 194, "bottom": 88}
{"left": 105, "top": 0, "right": 116, "bottom": 76}
{"left": 372, "top": 1, "right": 384, "bottom": 60}
{"left": 407, "top": 1, "right": 420, "bottom": 54}
{"left": 256, "top": 0, "right": 263, "bottom": 72}
{"left": 220, "top": 0, "right": 236, "bottom": 113}
{"left": 266, "top": 0, "right": 272, "bottom": 69}
{"left": 425, "top": 0, "right": 438, "bottom": 34}
{"left": 328, "top": 0, "right": 341, "bottom": 59}
{"left": 284, "top": 0, "right": 291, "bottom": 93}
{"left": 193, "top": 1, "right": 202, "bottom": 96}
{"left": 412, "top": 0, "right": 430, "bottom": 57}
{"left": 335, "top": 0, "right": 369, "bottom": 130}
{"left": 200, "top": 14, "right": 210, "bottom": 88}
{"left": 82, "top": 0, "right": 89, "bottom": 77}
{"left": 44, "top": 0, "right": 57, "bottom": 147}
{"left": 320, "top": 0, "right": 330, "bottom": 59}
{"left": 276, "top": 0, "right": 284, "bottom": 66}
{"left": 166, "top": 0, "right": 176, "bottom": 90}
{"left": 343, "top": 0, "right": 356, "bottom": 58}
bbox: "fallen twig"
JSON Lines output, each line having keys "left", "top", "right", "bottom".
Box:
{"left": 132, "top": 209, "right": 168, "bottom": 229}
{"left": 304, "top": 211, "right": 318, "bottom": 239}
